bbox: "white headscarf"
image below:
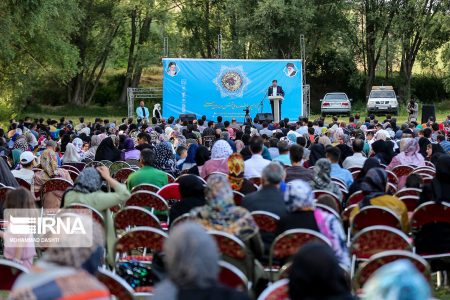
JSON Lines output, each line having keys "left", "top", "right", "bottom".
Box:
{"left": 62, "top": 143, "right": 81, "bottom": 164}
{"left": 211, "top": 140, "right": 233, "bottom": 160}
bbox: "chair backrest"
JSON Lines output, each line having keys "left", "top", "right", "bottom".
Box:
{"left": 130, "top": 183, "right": 160, "bottom": 194}
{"left": 175, "top": 174, "right": 207, "bottom": 184}
{"left": 0, "top": 258, "right": 28, "bottom": 291}
{"left": 208, "top": 230, "right": 248, "bottom": 260}
{"left": 351, "top": 206, "right": 401, "bottom": 233}
{"left": 270, "top": 229, "right": 331, "bottom": 262}
{"left": 114, "top": 227, "right": 168, "bottom": 260}
{"left": 64, "top": 162, "right": 86, "bottom": 171}
{"left": 351, "top": 170, "right": 361, "bottom": 180}
{"left": 410, "top": 201, "right": 450, "bottom": 232}
{"left": 385, "top": 170, "right": 399, "bottom": 185}
{"left": 125, "top": 159, "right": 140, "bottom": 167}
{"left": 170, "top": 213, "right": 197, "bottom": 228}
{"left": 424, "top": 161, "right": 435, "bottom": 168}
{"left": 251, "top": 211, "right": 280, "bottom": 233}
{"left": 166, "top": 173, "right": 176, "bottom": 183}
{"left": 125, "top": 191, "right": 169, "bottom": 211}
{"left": 395, "top": 188, "right": 422, "bottom": 198}
{"left": 41, "top": 178, "right": 73, "bottom": 207}
{"left": 312, "top": 190, "right": 341, "bottom": 212}
{"left": 315, "top": 203, "right": 341, "bottom": 220}
{"left": 61, "top": 164, "right": 81, "bottom": 173}
{"left": 96, "top": 268, "right": 134, "bottom": 300}
{"left": 387, "top": 182, "right": 397, "bottom": 195}
{"left": 412, "top": 167, "right": 435, "bottom": 177}
{"left": 354, "top": 250, "right": 430, "bottom": 289}
{"left": 157, "top": 183, "right": 181, "bottom": 203}
{"left": 233, "top": 191, "right": 245, "bottom": 206}
{"left": 331, "top": 177, "right": 347, "bottom": 189}
{"left": 109, "top": 161, "right": 131, "bottom": 176}
{"left": 67, "top": 169, "right": 79, "bottom": 182}
{"left": 391, "top": 165, "right": 414, "bottom": 178}
{"left": 398, "top": 195, "right": 419, "bottom": 212}
{"left": 113, "top": 168, "right": 135, "bottom": 183}
{"left": 218, "top": 260, "right": 249, "bottom": 290}
{"left": 65, "top": 203, "right": 105, "bottom": 227}
{"left": 86, "top": 161, "right": 106, "bottom": 168}
{"left": 114, "top": 206, "right": 161, "bottom": 230}
{"left": 420, "top": 175, "right": 433, "bottom": 185}
{"left": 257, "top": 278, "right": 289, "bottom": 300}
{"left": 350, "top": 225, "right": 412, "bottom": 260}
{"left": 347, "top": 191, "right": 364, "bottom": 206}
{"left": 0, "top": 186, "right": 16, "bottom": 206}
{"left": 348, "top": 167, "right": 362, "bottom": 173}
{"left": 14, "top": 177, "right": 31, "bottom": 190}
{"left": 249, "top": 177, "right": 262, "bottom": 186}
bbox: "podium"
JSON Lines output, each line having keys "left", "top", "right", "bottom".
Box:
{"left": 268, "top": 96, "right": 284, "bottom": 123}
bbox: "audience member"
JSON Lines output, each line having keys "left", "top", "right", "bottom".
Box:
{"left": 342, "top": 138, "right": 366, "bottom": 169}
{"left": 127, "top": 148, "right": 169, "bottom": 190}
{"left": 285, "top": 144, "right": 314, "bottom": 183}
{"left": 244, "top": 136, "right": 271, "bottom": 178}
{"left": 326, "top": 147, "right": 353, "bottom": 187}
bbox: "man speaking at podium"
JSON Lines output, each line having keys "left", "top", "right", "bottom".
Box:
{"left": 268, "top": 79, "right": 285, "bottom": 121}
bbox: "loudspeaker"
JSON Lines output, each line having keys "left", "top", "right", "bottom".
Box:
{"left": 255, "top": 113, "right": 273, "bottom": 122}
{"left": 421, "top": 104, "right": 435, "bottom": 124}
{"left": 179, "top": 114, "right": 197, "bottom": 123}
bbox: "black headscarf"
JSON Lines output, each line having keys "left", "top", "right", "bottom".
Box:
{"left": 178, "top": 175, "right": 205, "bottom": 199}
{"left": 348, "top": 158, "right": 381, "bottom": 196}
{"left": 94, "top": 137, "right": 121, "bottom": 162}
{"left": 428, "top": 154, "right": 450, "bottom": 203}
{"left": 371, "top": 140, "right": 394, "bottom": 165}
{"left": 336, "top": 144, "right": 354, "bottom": 166}
{"left": 418, "top": 137, "right": 431, "bottom": 159}
{"left": 430, "top": 143, "right": 446, "bottom": 166}
{"left": 309, "top": 144, "right": 326, "bottom": 166}
{"left": 0, "top": 158, "right": 19, "bottom": 187}
{"left": 289, "top": 242, "right": 354, "bottom": 300}
{"left": 360, "top": 168, "right": 387, "bottom": 207}
{"left": 60, "top": 134, "right": 71, "bottom": 153}
{"left": 195, "top": 146, "right": 210, "bottom": 167}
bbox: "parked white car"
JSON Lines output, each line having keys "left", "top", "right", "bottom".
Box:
{"left": 320, "top": 92, "right": 352, "bottom": 116}
{"left": 367, "top": 86, "right": 399, "bottom": 115}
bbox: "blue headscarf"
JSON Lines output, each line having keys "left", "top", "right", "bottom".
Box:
{"left": 185, "top": 144, "right": 199, "bottom": 164}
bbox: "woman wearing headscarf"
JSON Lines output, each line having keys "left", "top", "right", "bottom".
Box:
{"left": 169, "top": 175, "right": 206, "bottom": 224}
{"left": 187, "top": 145, "right": 210, "bottom": 176}
{"left": 94, "top": 136, "right": 122, "bottom": 162}
{"left": 181, "top": 144, "right": 199, "bottom": 172}
{"left": 153, "top": 222, "right": 251, "bottom": 300}
{"left": 33, "top": 149, "right": 72, "bottom": 208}
{"left": 416, "top": 155, "right": 450, "bottom": 255}
{"left": 276, "top": 180, "right": 350, "bottom": 269}
{"left": 288, "top": 243, "right": 354, "bottom": 300}
{"left": 59, "top": 134, "right": 71, "bottom": 153}
{"left": 348, "top": 158, "right": 381, "bottom": 197}
{"left": 190, "top": 174, "right": 263, "bottom": 257}
{"left": 9, "top": 215, "right": 110, "bottom": 300}
{"left": 154, "top": 142, "right": 179, "bottom": 177}
{"left": 350, "top": 168, "right": 408, "bottom": 232}
{"left": 121, "top": 137, "right": 140, "bottom": 161}
{"left": 363, "top": 260, "right": 430, "bottom": 300}
{"left": 11, "top": 148, "right": 22, "bottom": 170}
{"left": 72, "top": 137, "right": 85, "bottom": 158}
{"left": 0, "top": 157, "right": 19, "bottom": 187}
{"left": 200, "top": 140, "right": 233, "bottom": 178}
{"left": 371, "top": 139, "right": 394, "bottom": 165}
{"left": 64, "top": 166, "right": 131, "bottom": 265}
{"left": 426, "top": 143, "right": 446, "bottom": 166}
{"left": 310, "top": 158, "right": 343, "bottom": 203}
{"left": 13, "top": 135, "right": 29, "bottom": 152}
{"left": 62, "top": 143, "right": 81, "bottom": 164}
{"left": 336, "top": 134, "right": 354, "bottom": 166}
{"left": 228, "top": 153, "right": 256, "bottom": 195}
{"left": 84, "top": 135, "right": 101, "bottom": 160}
{"left": 303, "top": 143, "right": 325, "bottom": 168}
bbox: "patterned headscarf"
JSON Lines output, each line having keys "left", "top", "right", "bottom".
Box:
{"left": 284, "top": 180, "right": 314, "bottom": 212}
{"left": 360, "top": 168, "right": 387, "bottom": 206}
{"left": 211, "top": 140, "right": 233, "bottom": 160}
{"left": 73, "top": 167, "right": 103, "bottom": 194}
{"left": 364, "top": 260, "right": 430, "bottom": 300}
{"left": 154, "top": 142, "right": 178, "bottom": 176}
{"left": 72, "top": 138, "right": 83, "bottom": 154}
{"left": 40, "top": 149, "right": 59, "bottom": 178}
{"left": 191, "top": 174, "right": 258, "bottom": 240}
{"left": 313, "top": 158, "right": 333, "bottom": 185}
{"left": 228, "top": 153, "right": 245, "bottom": 190}
{"left": 13, "top": 137, "right": 29, "bottom": 152}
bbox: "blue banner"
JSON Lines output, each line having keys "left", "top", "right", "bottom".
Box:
{"left": 162, "top": 58, "right": 303, "bottom": 121}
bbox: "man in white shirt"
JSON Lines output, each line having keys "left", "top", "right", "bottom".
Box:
{"left": 259, "top": 122, "right": 273, "bottom": 137}
{"left": 343, "top": 139, "right": 367, "bottom": 169}
{"left": 11, "top": 151, "right": 36, "bottom": 185}
{"left": 244, "top": 136, "right": 271, "bottom": 179}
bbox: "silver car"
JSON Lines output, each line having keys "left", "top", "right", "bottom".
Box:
{"left": 320, "top": 92, "right": 352, "bottom": 115}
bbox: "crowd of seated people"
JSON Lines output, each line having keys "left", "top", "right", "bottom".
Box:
{"left": 1, "top": 112, "right": 450, "bottom": 299}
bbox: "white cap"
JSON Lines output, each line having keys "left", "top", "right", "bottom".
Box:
{"left": 20, "top": 151, "right": 36, "bottom": 164}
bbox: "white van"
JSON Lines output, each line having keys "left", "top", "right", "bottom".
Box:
{"left": 367, "top": 86, "right": 399, "bottom": 115}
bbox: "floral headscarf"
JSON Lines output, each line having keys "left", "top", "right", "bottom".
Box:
{"left": 284, "top": 180, "right": 315, "bottom": 212}
{"left": 13, "top": 137, "right": 29, "bottom": 152}
{"left": 40, "top": 149, "right": 59, "bottom": 178}
{"left": 228, "top": 153, "right": 245, "bottom": 190}
{"left": 310, "top": 158, "right": 343, "bottom": 201}
{"left": 154, "top": 142, "right": 178, "bottom": 176}
{"left": 360, "top": 168, "right": 387, "bottom": 206}
{"left": 191, "top": 174, "right": 258, "bottom": 240}
{"left": 211, "top": 140, "right": 233, "bottom": 160}
{"left": 72, "top": 138, "right": 83, "bottom": 154}
{"left": 395, "top": 138, "right": 425, "bottom": 166}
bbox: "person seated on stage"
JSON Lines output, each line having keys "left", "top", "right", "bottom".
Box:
{"left": 244, "top": 136, "right": 271, "bottom": 179}
{"left": 136, "top": 100, "right": 150, "bottom": 121}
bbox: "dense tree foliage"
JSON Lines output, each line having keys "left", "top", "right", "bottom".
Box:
{"left": 0, "top": 0, "right": 449, "bottom": 115}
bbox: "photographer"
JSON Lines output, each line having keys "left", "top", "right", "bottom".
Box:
{"left": 407, "top": 99, "right": 418, "bottom": 123}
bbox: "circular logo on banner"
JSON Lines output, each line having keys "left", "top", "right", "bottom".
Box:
{"left": 221, "top": 72, "right": 243, "bottom": 92}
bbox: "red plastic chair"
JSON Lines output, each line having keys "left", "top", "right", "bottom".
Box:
{"left": 114, "top": 227, "right": 168, "bottom": 263}
{"left": 125, "top": 191, "right": 169, "bottom": 212}
{"left": 169, "top": 213, "right": 197, "bottom": 228}
{"left": 65, "top": 203, "right": 105, "bottom": 227}
{"left": 114, "top": 206, "right": 161, "bottom": 231}
{"left": 351, "top": 206, "right": 401, "bottom": 233}
{"left": 175, "top": 174, "right": 206, "bottom": 184}
{"left": 398, "top": 195, "right": 419, "bottom": 212}
{"left": 157, "top": 183, "right": 181, "bottom": 203}
{"left": 218, "top": 261, "right": 249, "bottom": 290}
{"left": 233, "top": 191, "right": 245, "bottom": 206}
{"left": 419, "top": 174, "right": 433, "bottom": 185}
{"left": 391, "top": 165, "right": 415, "bottom": 178}
{"left": 257, "top": 279, "right": 289, "bottom": 300}
{"left": 385, "top": 170, "right": 399, "bottom": 185}
{"left": 67, "top": 169, "right": 79, "bottom": 182}
{"left": 109, "top": 161, "right": 131, "bottom": 176}
{"left": 424, "top": 161, "right": 435, "bottom": 168}
{"left": 14, "top": 177, "right": 31, "bottom": 190}
{"left": 412, "top": 167, "right": 435, "bottom": 177}
{"left": 410, "top": 201, "right": 450, "bottom": 258}
{"left": 130, "top": 183, "right": 160, "bottom": 194}
{"left": 61, "top": 164, "right": 80, "bottom": 173}
{"left": 0, "top": 259, "right": 29, "bottom": 290}
{"left": 312, "top": 190, "right": 341, "bottom": 212}
{"left": 347, "top": 191, "right": 364, "bottom": 206}
{"left": 315, "top": 203, "right": 341, "bottom": 220}
{"left": 0, "top": 186, "right": 16, "bottom": 205}
{"left": 96, "top": 268, "right": 134, "bottom": 300}
{"left": 114, "top": 168, "right": 135, "bottom": 183}
{"left": 166, "top": 173, "right": 176, "bottom": 183}
{"left": 351, "top": 170, "right": 361, "bottom": 180}
{"left": 387, "top": 182, "right": 398, "bottom": 195}
{"left": 354, "top": 250, "right": 430, "bottom": 289}
{"left": 41, "top": 178, "right": 73, "bottom": 207}
{"left": 269, "top": 229, "right": 331, "bottom": 281}
{"left": 395, "top": 188, "right": 422, "bottom": 198}
{"left": 348, "top": 167, "right": 362, "bottom": 173}
{"left": 251, "top": 211, "right": 280, "bottom": 233}
{"left": 64, "top": 162, "right": 86, "bottom": 172}
{"left": 332, "top": 177, "right": 347, "bottom": 189}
